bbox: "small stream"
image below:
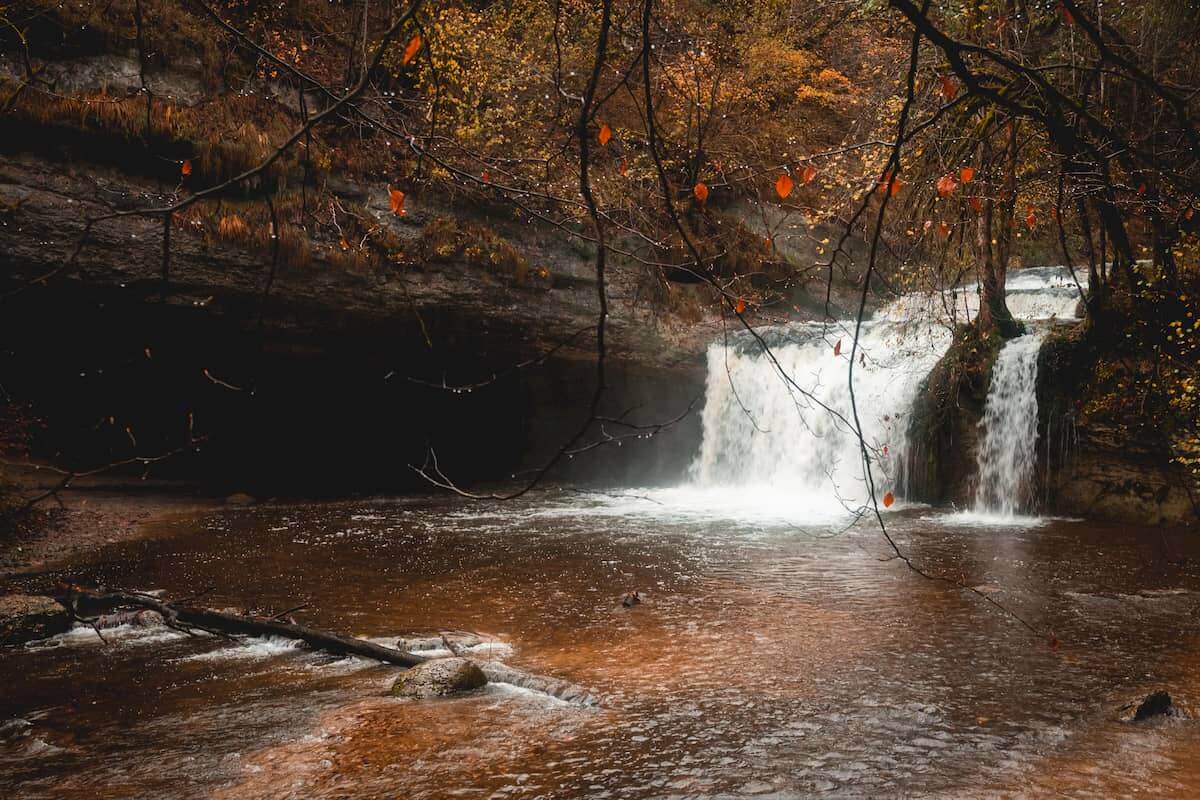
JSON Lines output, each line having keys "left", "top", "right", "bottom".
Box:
{"left": 2, "top": 495, "right": 1199, "bottom": 798}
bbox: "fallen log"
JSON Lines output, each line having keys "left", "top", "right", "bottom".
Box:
{"left": 55, "top": 586, "right": 600, "bottom": 705}
{"left": 60, "top": 587, "right": 428, "bottom": 667}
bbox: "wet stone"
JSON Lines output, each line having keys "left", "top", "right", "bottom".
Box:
{"left": 0, "top": 594, "right": 71, "bottom": 646}
{"left": 391, "top": 657, "right": 488, "bottom": 699}
{"left": 1121, "top": 689, "right": 1177, "bottom": 722}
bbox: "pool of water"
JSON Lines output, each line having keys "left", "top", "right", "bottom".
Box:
{"left": 2, "top": 491, "right": 1199, "bottom": 798}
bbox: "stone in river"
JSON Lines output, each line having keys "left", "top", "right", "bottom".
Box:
{"left": 0, "top": 594, "right": 71, "bottom": 645}
{"left": 391, "top": 657, "right": 488, "bottom": 699}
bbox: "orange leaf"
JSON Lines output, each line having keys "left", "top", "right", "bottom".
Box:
{"left": 618, "top": 159, "right": 628, "bottom": 177}
{"left": 1025, "top": 205, "right": 1037, "bottom": 229}
{"left": 775, "top": 173, "right": 794, "bottom": 200}
{"left": 936, "top": 174, "right": 958, "bottom": 198}
{"left": 481, "top": 171, "right": 490, "bottom": 183}
{"left": 940, "top": 76, "right": 959, "bottom": 100}
{"left": 801, "top": 165, "right": 818, "bottom": 184}
{"left": 693, "top": 182, "right": 709, "bottom": 203}
{"left": 734, "top": 298, "right": 746, "bottom": 314}
{"left": 937, "top": 222, "right": 951, "bottom": 240}
{"left": 959, "top": 166, "right": 975, "bottom": 183}
{"left": 402, "top": 34, "right": 421, "bottom": 65}
{"left": 833, "top": 339, "right": 842, "bottom": 357}
{"left": 388, "top": 187, "right": 406, "bottom": 217}
{"left": 339, "top": 237, "right": 350, "bottom": 251}
{"left": 878, "top": 172, "right": 903, "bottom": 197}
{"left": 598, "top": 124, "right": 612, "bottom": 146}
{"left": 1059, "top": 2, "right": 1075, "bottom": 25}
{"left": 882, "top": 491, "right": 895, "bottom": 508}
{"left": 968, "top": 196, "right": 984, "bottom": 214}
{"left": 1186, "top": 208, "right": 1195, "bottom": 220}
{"left": 180, "top": 159, "right": 192, "bottom": 177}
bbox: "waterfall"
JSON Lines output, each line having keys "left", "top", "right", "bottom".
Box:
{"left": 973, "top": 334, "right": 1044, "bottom": 516}
{"left": 688, "top": 317, "right": 951, "bottom": 514}
{"left": 686, "top": 267, "right": 1085, "bottom": 520}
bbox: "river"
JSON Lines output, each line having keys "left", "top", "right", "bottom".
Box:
{"left": 2, "top": 494, "right": 1199, "bottom": 798}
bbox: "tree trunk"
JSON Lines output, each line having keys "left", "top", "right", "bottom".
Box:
{"left": 63, "top": 587, "right": 427, "bottom": 667}
{"left": 976, "top": 124, "right": 1021, "bottom": 338}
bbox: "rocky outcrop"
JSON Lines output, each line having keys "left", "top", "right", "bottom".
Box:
{"left": 0, "top": 594, "right": 71, "bottom": 645}
{"left": 1039, "top": 326, "right": 1197, "bottom": 524}
{"left": 903, "top": 325, "right": 1002, "bottom": 507}
{"left": 391, "top": 657, "right": 488, "bottom": 699}
{"left": 0, "top": 154, "right": 709, "bottom": 493}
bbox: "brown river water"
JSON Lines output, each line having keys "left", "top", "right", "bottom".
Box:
{"left": 2, "top": 492, "right": 1199, "bottom": 798}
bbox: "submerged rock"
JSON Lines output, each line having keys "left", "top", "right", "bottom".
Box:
{"left": 0, "top": 594, "right": 71, "bottom": 646}
{"left": 391, "top": 657, "right": 488, "bottom": 699}
{"left": 1129, "top": 690, "right": 1175, "bottom": 721}
{"left": 1116, "top": 689, "right": 1181, "bottom": 722}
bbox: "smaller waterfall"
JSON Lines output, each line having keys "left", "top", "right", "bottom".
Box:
{"left": 974, "top": 334, "right": 1044, "bottom": 516}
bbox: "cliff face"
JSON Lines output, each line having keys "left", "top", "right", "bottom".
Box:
{"left": 0, "top": 153, "right": 713, "bottom": 494}
{"left": 1038, "top": 327, "right": 1198, "bottom": 525}
{"left": 906, "top": 323, "right": 1197, "bottom": 524}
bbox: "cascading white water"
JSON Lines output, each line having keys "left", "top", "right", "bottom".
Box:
{"left": 687, "top": 267, "right": 1086, "bottom": 520}
{"left": 688, "top": 316, "right": 950, "bottom": 515}
{"left": 973, "top": 334, "right": 1044, "bottom": 516}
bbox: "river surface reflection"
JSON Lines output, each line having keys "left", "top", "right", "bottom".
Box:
{"left": 2, "top": 492, "right": 1199, "bottom": 798}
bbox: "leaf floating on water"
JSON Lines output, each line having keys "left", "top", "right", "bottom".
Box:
{"left": 402, "top": 34, "right": 422, "bottom": 65}
{"left": 734, "top": 298, "right": 746, "bottom": 314}
{"left": 959, "top": 166, "right": 975, "bottom": 183}
{"left": 801, "top": 165, "right": 818, "bottom": 184}
{"left": 968, "top": 196, "right": 984, "bottom": 214}
{"left": 598, "top": 124, "right": 612, "bottom": 146}
{"left": 775, "top": 173, "right": 793, "bottom": 200}
{"left": 940, "top": 76, "right": 959, "bottom": 100}
{"left": 180, "top": 159, "right": 192, "bottom": 177}
{"left": 693, "top": 181, "right": 709, "bottom": 203}
{"left": 937, "top": 222, "right": 951, "bottom": 240}
{"left": 882, "top": 491, "right": 895, "bottom": 508}
{"left": 1025, "top": 205, "right": 1037, "bottom": 229}
{"left": 618, "top": 159, "right": 628, "bottom": 177}
{"left": 833, "top": 339, "right": 842, "bottom": 357}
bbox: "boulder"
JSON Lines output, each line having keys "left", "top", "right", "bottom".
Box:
{"left": 1131, "top": 690, "right": 1175, "bottom": 721}
{"left": 1116, "top": 689, "right": 1180, "bottom": 722}
{"left": 391, "top": 657, "right": 488, "bottom": 699}
{"left": 0, "top": 594, "right": 72, "bottom": 646}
